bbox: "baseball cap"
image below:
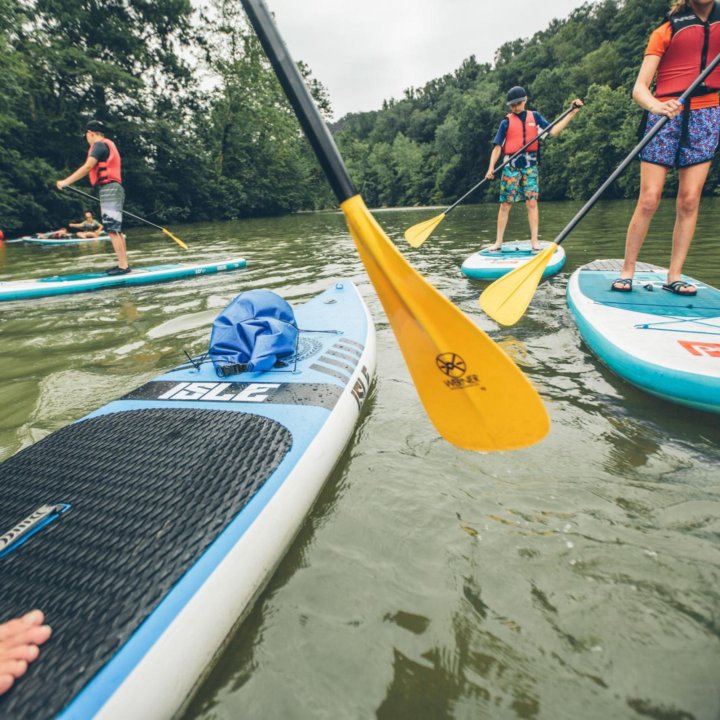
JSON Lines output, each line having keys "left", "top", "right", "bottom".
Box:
{"left": 506, "top": 86, "right": 528, "bottom": 105}
{"left": 85, "top": 120, "right": 108, "bottom": 134}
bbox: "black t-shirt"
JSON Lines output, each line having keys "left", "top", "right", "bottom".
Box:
{"left": 89, "top": 141, "right": 109, "bottom": 163}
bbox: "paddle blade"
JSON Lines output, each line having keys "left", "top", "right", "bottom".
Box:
{"left": 479, "top": 243, "right": 556, "bottom": 326}
{"left": 404, "top": 213, "right": 445, "bottom": 248}
{"left": 162, "top": 227, "right": 189, "bottom": 250}
{"left": 342, "top": 195, "right": 550, "bottom": 452}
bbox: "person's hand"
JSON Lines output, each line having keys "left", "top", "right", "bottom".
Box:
{"left": 485, "top": 169, "right": 496, "bottom": 181}
{"left": 649, "top": 99, "right": 682, "bottom": 118}
{"left": 571, "top": 98, "right": 584, "bottom": 111}
{"left": 56, "top": 180, "right": 66, "bottom": 190}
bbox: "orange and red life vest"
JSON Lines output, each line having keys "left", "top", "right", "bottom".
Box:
{"left": 503, "top": 112, "right": 539, "bottom": 155}
{"left": 87, "top": 138, "right": 122, "bottom": 187}
{"left": 655, "top": 2, "right": 720, "bottom": 98}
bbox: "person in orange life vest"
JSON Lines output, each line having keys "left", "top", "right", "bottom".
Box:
{"left": 485, "top": 87, "right": 583, "bottom": 251}
{"left": 0, "top": 230, "right": 4, "bottom": 242}
{"left": 68, "top": 211, "right": 104, "bottom": 238}
{"left": 612, "top": 0, "right": 720, "bottom": 296}
{"left": 56, "top": 120, "right": 129, "bottom": 275}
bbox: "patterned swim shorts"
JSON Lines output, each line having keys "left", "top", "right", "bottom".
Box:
{"left": 499, "top": 164, "right": 539, "bottom": 203}
{"left": 98, "top": 182, "right": 125, "bottom": 233}
{"left": 639, "top": 106, "right": 720, "bottom": 168}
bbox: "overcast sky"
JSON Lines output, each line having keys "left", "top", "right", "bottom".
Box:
{"left": 264, "top": 0, "right": 588, "bottom": 118}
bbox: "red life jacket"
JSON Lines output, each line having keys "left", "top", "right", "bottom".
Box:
{"left": 503, "top": 111, "right": 539, "bottom": 155}
{"left": 87, "top": 138, "right": 122, "bottom": 187}
{"left": 655, "top": 2, "right": 720, "bottom": 98}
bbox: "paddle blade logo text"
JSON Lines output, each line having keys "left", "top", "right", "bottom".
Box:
{"left": 435, "top": 353, "right": 484, "bottom": 390}
{"left": 678, "top": 341, "right": 720, "bottom": 358}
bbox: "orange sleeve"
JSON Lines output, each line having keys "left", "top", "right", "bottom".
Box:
{"left": 645, "top": 22, "right": 672, "bottom": 57}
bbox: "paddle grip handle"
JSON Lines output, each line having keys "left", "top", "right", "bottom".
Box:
{"left": 554, "top": 50, "right": 720, "bottom": 246}
{"left": 240, "top": 0, "right": 357, "bottom": 203}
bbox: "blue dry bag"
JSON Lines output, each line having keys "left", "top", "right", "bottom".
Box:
{"left": 208, "top": 289, "right": 298, "bottom": 376}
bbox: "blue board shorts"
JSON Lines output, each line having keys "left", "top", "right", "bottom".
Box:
{"left": 499, "top": 164, "right": 539, "bottom": 203}
{"left": 639, "top": 106, "right": 720, "bottom": 168}
{"left": 98, "top": 182, "right": 124, "bottom": 233}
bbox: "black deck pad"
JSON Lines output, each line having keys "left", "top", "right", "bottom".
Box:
{"left": 0, "top": 407, "right": 292, "bottom": 718}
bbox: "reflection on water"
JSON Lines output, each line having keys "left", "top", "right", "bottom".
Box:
{"left": 1, "top": 199, "right": 719, "bottom": 719}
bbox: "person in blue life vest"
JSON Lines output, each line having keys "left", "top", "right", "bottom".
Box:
{"left": 485, "top": 87, "right": 583, "bottom": 251}
{"left": 56, "top": 120, "right": 129, "bottom": 275}
{"left": 68, "top": 211, "right": 104, "bottom": 239}
{"left": 0, "top": 610, "right": 52, "bottom": 696}
{"left": 611, "top": 0, "right": 720, "bottom": 296}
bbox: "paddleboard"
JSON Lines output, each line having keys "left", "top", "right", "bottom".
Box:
{"left": 0, "top": 280, "right": 375, "bottom": 719}
{"left": 567, "top": 259, "right": 720, "bottom": 413}
{"left": 5, "top": 234, "right": 112, "bottom": 246}
{"left": 0, "top": 258, "right": 248, "bottom": 301}
{"left": 461, "top": 240, "right": 566, "bottom": 280}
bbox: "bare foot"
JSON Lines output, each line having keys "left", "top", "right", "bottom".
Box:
{"left": 486, "top": 244, "right": 502, "bottom": 252}
{"left": 0, "top": 610, "right": 52, "bottom": 695}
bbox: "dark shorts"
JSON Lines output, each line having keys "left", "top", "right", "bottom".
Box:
{"left": 499, "top": 164, "right": 539, "bottom": 203}
{"left": 639, "top": 106, "right": 720, "bottom": 168}
{"left": 98, "top": 182, "right": 124, "bottom": 233}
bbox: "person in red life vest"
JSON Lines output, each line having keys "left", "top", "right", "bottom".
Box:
{"left": 612, "top": 0, "right": 720, "bottom": 296}
{"left": 0, "top": 610, "right": 52, "bottom": 696}
{"left": 56, "top": 120, "right": 129, "bottom": 275}
{"left": 0, "top": 230, "right": 4, "bottom": 242}
{"left": 485, "top": 87, "right": 583, "bottom": 252}
{"left": 68, "top": 211, "right": 104, "bottom": 238}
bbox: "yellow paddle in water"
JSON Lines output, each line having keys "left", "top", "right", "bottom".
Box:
{"left": 404, "top": 104, "right": 581, "bottom": 248}
{"left": 63, "top": 185, "right": 189, "bottom": 250}
{"left": 240, "top": 0, "right": 549, "bottom": 451}
{"left": 480, "top": 49, "right": 720, "bottom": 327}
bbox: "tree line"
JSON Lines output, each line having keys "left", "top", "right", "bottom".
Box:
{"left": 1, "top": 0, "right": 713, "bottom": 235}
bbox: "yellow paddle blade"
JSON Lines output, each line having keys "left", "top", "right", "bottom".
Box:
{"left": 342, "top": 195, "right": 550, "bottom": 451}
{"left": 404, "top": 212, "right": 446, "bottom": 248}
{"left": 162, "top": 227, "right": 189, "bottom": 250}
{"left": 479, "top": 243, "right": 556, "bottom": 326}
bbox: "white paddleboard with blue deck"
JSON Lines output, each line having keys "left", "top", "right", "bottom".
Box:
{"left": 567, "top": 259, "right": 720, "bottom": 413}
{"left": 0, "top": 257, "right": 247, "bottom": 301}
{"left": 0, "top": 281, "right": 375, "bottom": 719}
{"left": 5, "top": 233, "right": 112, "bottom": 246}
{"left": 461, "top": 240, "right": 566, "bottom": 280}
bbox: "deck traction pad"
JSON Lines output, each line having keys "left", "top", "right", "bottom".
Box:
{"left": 0, "top": 407, "right": 292, "bottom": 718}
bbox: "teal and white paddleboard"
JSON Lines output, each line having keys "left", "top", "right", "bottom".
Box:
{"left": 567, "top": 260, "right": 720, "bottom": 413}
{"left": 461, "top": 240, "right": 566, "bottom": 280}
{"left": 0, "top": 281, "right": 375, "bottom": 719}
{"left": 0, "top": 257, "right": 247, "bottom": 301}
{"left": 5, "top": 234, "right": 112, "bottom": 246}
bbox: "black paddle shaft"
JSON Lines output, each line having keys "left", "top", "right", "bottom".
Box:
{"left": 240, "top": 0, "right": 356, "bottom": 203}
{"left": 446, "top": 103, "right": 579, "bottom": 215}
{"left": 554, "top": 50, "right": 720, "bottom": 246}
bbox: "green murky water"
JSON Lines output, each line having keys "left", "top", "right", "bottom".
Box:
{"left": 1, "top": 197, "right": 719, "bottom": 719}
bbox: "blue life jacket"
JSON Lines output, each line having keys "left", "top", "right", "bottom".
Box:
{"left": 209, "top": 289, "right": 298, "bottom": 375}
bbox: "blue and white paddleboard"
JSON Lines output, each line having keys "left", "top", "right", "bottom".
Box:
{"left": 0, "top": 257, "right": 248, "bottom": 301}
{"left": 0, "top": 281, "right": 375, "bottom": 719}
{"left": 567, "top": 260, "right": 720, "bottom": 414}
{"left": 461, "top": 240, "right": 566, "bottom": 280}
{"left": 5, "top": 234, "right": 112, "bottom": 246}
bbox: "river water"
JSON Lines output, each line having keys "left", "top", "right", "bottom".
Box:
{"left": 1, "top": 198, "right": 718, "bottom": 719}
